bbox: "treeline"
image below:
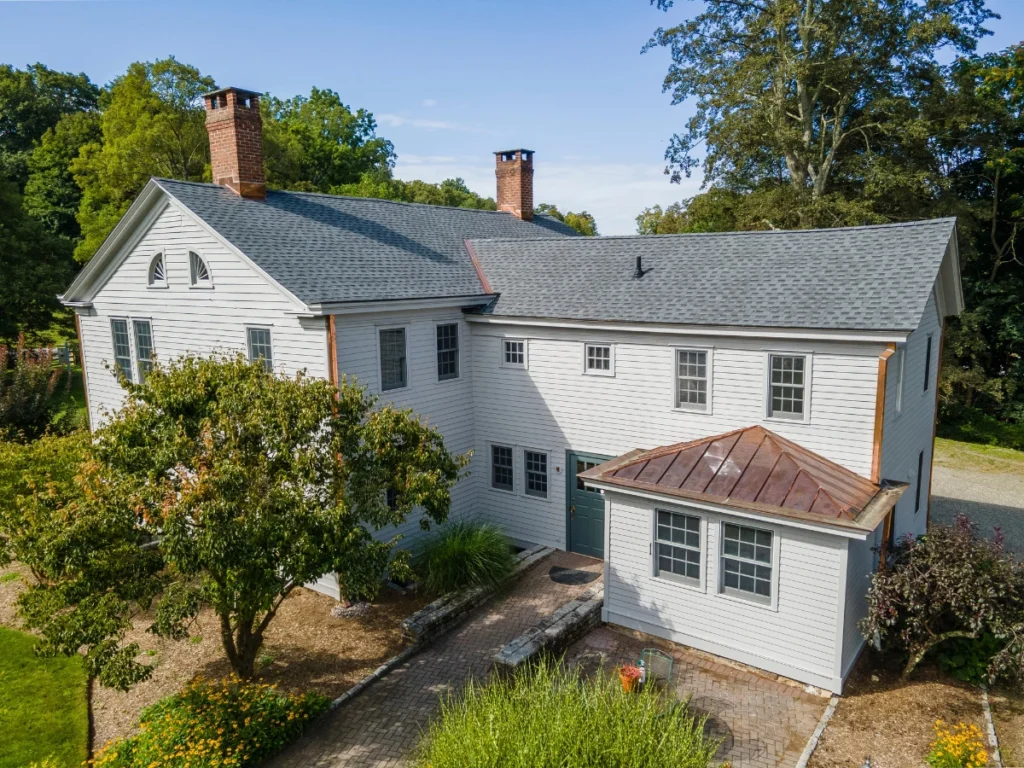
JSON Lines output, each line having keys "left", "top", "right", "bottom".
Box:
{"left": 0, "top": 57, "right": 596, "bottom": 344}
{"left": 635, "top": 0, "right": 1023, "bottom": 447}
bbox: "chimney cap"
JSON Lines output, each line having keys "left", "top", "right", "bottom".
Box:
{"left": 202, "top": 86, "right": 262, "bottom": 99}
{"left": 494, "top": 148, "right": 534, "bottom": 156}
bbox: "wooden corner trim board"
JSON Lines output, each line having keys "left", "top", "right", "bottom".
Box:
{"left": 326, "top": 315, "right": 339, "bottom": 388}
{"left": 926, "top": 320, "right": 946, "bottom": 529}
{"left": 870, "top": 344, "right": 897, "bottom": 484}
{"left": 75, "top": 313, "right": 92, "bottom": 432}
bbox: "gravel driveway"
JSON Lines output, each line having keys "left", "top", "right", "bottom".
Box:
{"left": 931, "top": 459, "right": 1024, "bottom": 554}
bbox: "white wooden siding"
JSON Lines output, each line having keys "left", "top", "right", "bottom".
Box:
{"left": 470, "top": 323, "right": 885, "bottom": 550}
{"left": 332, "top": 308, "right": 477, "bottom": 548}
{"left": 78, "top": 202, "right": 328, "bottom": 426}
{"left": 841, "top": 533, "right": 878, "bottom": 680}
{"left": 604, "top": 492, "right": 845, "bottom": 691}
{"left": 880, "top": 290, "right": 941, "bottom": 539}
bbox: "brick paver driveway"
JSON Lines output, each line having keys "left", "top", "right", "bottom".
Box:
{"left": 565, "top": 626, "right": 827, "bottom": 768}
{"left": 269, "top": 551, "right": 603, "bottom": 768}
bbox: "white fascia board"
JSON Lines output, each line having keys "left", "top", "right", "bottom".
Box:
{"left": 156, "top": 184, "right": 310, "bottom": 314}
{"left": 588, "top": 481, "right": 873, "bottom": 540}
{"left": 465, "top": 315, "right": 909, "bottom": 344}
{"left": 60, "top": 180, "right": 167, "bottom": 304}
{"left": 304, "top": 294, "right": 496, "bottom": 316}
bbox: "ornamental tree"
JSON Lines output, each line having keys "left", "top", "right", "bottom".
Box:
{"left": 17, "top": 355, "right": 468, "bottom": 684}
{"left": 861, "top": 515, "right": 1024, "bottom": 683}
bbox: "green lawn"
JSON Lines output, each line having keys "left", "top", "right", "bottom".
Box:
{"left": 0, "top": 627, "right": 89, "bottom": 768}
{"left": 934, "top": 436, "right": 1024, "bottom": 475}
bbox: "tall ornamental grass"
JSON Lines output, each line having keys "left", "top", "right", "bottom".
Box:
{"left": 421, "top": 521, "right": 515, "bottom": 594}
{"left": 414, "top": 659, "right": 719, "bottom": 768}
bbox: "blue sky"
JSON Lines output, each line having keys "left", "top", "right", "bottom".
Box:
{"left": 2, "top": 0, "right": 1022, "bottom": 234}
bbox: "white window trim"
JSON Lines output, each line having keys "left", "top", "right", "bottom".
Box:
{"left": 582, "top": 342, "right": 615, "bottom": 377}
{"left": 522, "top": 447, "right": 551, "bottom": 501}
{"left": 651, "top": 506, "right": 707, "bottom": 593}
{"left": 245, "top": 325, "right": 274, "bottom": 372}
{"left": 188, "top": 250, "right": 214, "bottom": 289}
{"left": 147, "top": 253, "right": 168, "bottom": 289}
{"left": 500, "top": 337, "right": 528, "bottom": 370}
{"left": 109, "top": 316, "right": 135, "bottom": 383}
{"left": 894, "top": 345, "right": 906, "bottom": 416}
{"left": 132, "top": 318, "right": 157, "bottom": 381}
{"left": 672, "top": 346, "right": 714, "bottom": 414}
{"left": 488, "top": 442, "right": 516, "bottom": 495}
{"left": 763, "top": 350, "right": 812, "bottom": 424}
{"left": 376, "top": 324, "right": 410, "bottom": 394}
{"left": 716, "top": 518, "right": 781, "bottom": 612}
{"left": 433, "top": 319, "right": 461, "bottom": 384}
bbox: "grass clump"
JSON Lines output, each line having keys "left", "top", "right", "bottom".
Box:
{"left": 92, "top": 675, "right": 328, "bottom": 768}
{"left": 415, "top": 658, "right": 719, "bottom": 768}
{"left": 421, "top": 520, "right": 515, "bottom": 595}
{"left": 0, "top": 627, "right": 88, "bottom": 768}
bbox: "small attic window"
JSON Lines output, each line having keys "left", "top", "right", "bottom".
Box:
{"left": 148, "top": 253, "right": 167, "bottom": 287}
{"left": 189, "top": 251, "right": 212, "bottom": 287}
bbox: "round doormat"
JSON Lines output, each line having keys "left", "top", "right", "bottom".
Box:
{"left": 548, "top": 565, "right": 600, "bottom": 585}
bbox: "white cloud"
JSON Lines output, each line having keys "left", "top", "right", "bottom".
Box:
{"left": 392, "top": 155, "right": 703, "bottom": 236}
{"left": 377, "top": 113, "right": 489, "bottom": 134}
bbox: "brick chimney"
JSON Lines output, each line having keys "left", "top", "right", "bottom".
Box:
{"left": 494, "top": 149, "right": 533, "bottom": 221}
{"left": 204, "top": 87, "right": 266, "bottom": 200}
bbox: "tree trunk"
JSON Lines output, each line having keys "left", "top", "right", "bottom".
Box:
{"left": 902, "top": 630, "right": 979, "bottom": 680}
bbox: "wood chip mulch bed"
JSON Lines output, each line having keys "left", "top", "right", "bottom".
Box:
{"left": 0, "top": 564, "right": 430, "bottom": 752}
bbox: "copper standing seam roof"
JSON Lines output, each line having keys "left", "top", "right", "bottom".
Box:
{"left": 578, "top": 426, "right": 904, "bottom": 531}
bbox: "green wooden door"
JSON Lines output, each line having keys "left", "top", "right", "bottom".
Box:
{"left": 567, "top": 452, "right": 611, "bottom": 558}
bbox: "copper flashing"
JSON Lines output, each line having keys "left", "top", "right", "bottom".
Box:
{"left": 871, "top": 344, "right": 897, "bottom": 483}
{"left": 464, "top": 239, "right": 493, "bottom": 294}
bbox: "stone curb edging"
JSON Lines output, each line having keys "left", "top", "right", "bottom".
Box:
{"left": 320, "top": 543, "right": 553, "bottom": 715}
{"left": 795, "top": 694, "right": 840, "bottom": 768}
{"left": 401, "top": 544, "right": 552, "bottom": 644}
{"left": 494, "top": 586, "right": 605, "bottom": 670}
{"left": 981, "top": 685, "right": 1003, "bottom": 768}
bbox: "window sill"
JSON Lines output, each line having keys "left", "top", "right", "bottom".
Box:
{"left": 489, "top": 485, "right": 516, "bottom": 496}
{"left": 380, "top": 386, "right": 410, "bottom": 395}
{"left": 188, "top": 284, "right": 214, "bottom": 290}
{"left": 716, "top": 588, "right": 777, "bottom": 612}
{"left": 146, "top": 283, "right": 169, "bottom": 290}
{"left": 652, "top": 573, "right": 705, "bottom": 594}
{"left": 673, "top": 404, "right": 712, "bottom": 416}
{"left": 764, "top": 414, "right": 809, "bottom": 426}
{"left": 524, "top": 491, "right": 551, "bottom": 502}
{"left": 582, "top": 369, "right": 615, "bottom": 378}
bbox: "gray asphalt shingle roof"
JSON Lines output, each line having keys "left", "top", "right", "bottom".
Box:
{"left": 155, "top": 178, "right": 576, "bottom": 307}
{"left": 468, "top": 218, "right": 957, "bottom": 331}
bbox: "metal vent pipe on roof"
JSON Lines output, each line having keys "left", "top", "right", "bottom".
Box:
{"left": 633, "top": 255, "right": 644, "bottom": 279}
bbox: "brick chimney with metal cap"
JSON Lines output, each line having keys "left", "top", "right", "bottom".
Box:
{"left": 204, "top": 87, "right": 266, "bottom": 200}
{"left": 494, "top": 149, "right": 533, "bottom": 221}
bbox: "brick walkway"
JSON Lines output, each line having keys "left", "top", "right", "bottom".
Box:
{"left": 269, "top": 551, "right": 603, "bottom": 768}
{"left": 565, "top": 626, "right": 827, "bottom": 768}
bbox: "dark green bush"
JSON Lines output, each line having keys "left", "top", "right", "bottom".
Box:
{"left": 91, "top": 675, "right": 328, "bottom": 768}
{"left": 421, "top": 520, "right": 515, "bottom": 594}
{"left": 937, "top": 405, "right": 1024, "bottom": 452}
{"left": 934, "top": 633, "right": 1007, "bottom": 684}
{"left": 0, "top": 336, "right": 72, "bottom": 442}
{"left": 414, "top": 658, "right": 719, "bottom": 768}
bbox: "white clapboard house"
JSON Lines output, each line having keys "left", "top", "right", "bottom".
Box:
{"left": 61, "top": 87, "right": 964, "bottom": 693}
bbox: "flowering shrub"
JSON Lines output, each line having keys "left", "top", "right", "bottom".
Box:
{"left": 619, "top": 664, "right": 642, "bottom": 681}
{"left": 91, "top": 675, "right": 329, "bottom": 768}
{"left": 925, "top": 721, "right": 988, "bottom": 768}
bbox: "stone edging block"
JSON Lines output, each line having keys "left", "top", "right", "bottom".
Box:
{"left": 494, "top": 585, "right": 605, "bottom": 670}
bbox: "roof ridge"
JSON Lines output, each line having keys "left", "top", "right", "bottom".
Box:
{"left": 469, "top": 217, "right": 956, "bottom": 245}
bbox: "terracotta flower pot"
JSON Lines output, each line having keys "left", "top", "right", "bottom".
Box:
{"left": 619, "top": 665, "right": 642, "bottom": 692}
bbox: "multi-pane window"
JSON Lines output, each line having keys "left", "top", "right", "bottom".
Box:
{"left": 585, "top": 344, "right": 612, "bottom": 374}
{"left": 491, "top": 445, "right": 514, "bottom": 491}
{"left": 768, "top": 354, "right": 806, "bottom": 419}
{"left": 110, "top": 319, "right": 133, "bottom": 382}
{"left": 379, "top": 328, "right": 407, "bottom": 391}
{"left": 189, "top": 251, "right": 211, "bottom": 286}
{"left": 675, "top": 349, "right": 708, "bottom": 410}
{"left": 247, "top": 328, "right": 273, "bottom": 372}
{"left": 132, "top": 320, "right": 155, "bottom": 381}
{"left": 576, "top": 459, "right": 599, "bottom": 491}
{"left": 524, "top": 450, "right": 548, "bottom": 498}
{"left": 655, "top": 510, "right": 701, "bottom": 584}
{"left": 436, "top": 323, "right": 459, "bottom": 381}
{"left": 924, "top": 335, "right": 933, "bottom": 392}
{"left": 721, "top": 523, "right": 773, "bottom": 601}
{"left": 503, "top": 339, "right": 526, "bottom": 368}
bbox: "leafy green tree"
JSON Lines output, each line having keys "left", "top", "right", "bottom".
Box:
{"left": 0, "top": 335, "right": 73, "bottom": 440}
{"left": 336, "top": 171, "right": 497, "bottom": 209}
{"left": 263, "top": 87, "right": 395, "bottom": 193}
{"left": 644, "top": 0, "right": 993, "bottom": 225}
{"left": 72, "top": 57, "right": 215, "bottom": 263}
{"left": 0, "top": 63, "right": 98, "bottom": 190}
{"left": 14, "top": 355, "right": 468, "bottom": 685}
{"left": 534, "top": 203, "right": 599, "bottom": 235}
{"left": 23, "top": 111, "right": 101, "bottom": 240}
{"left": 0, "top": 180, "right": 75, "bottom": 341}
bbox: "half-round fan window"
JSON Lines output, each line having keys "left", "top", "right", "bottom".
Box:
{"left": 148, "top": 253, "right": 166, "bottom": 286}
{"left": 189, "top": 251, "right": 212, "bottom": 286}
